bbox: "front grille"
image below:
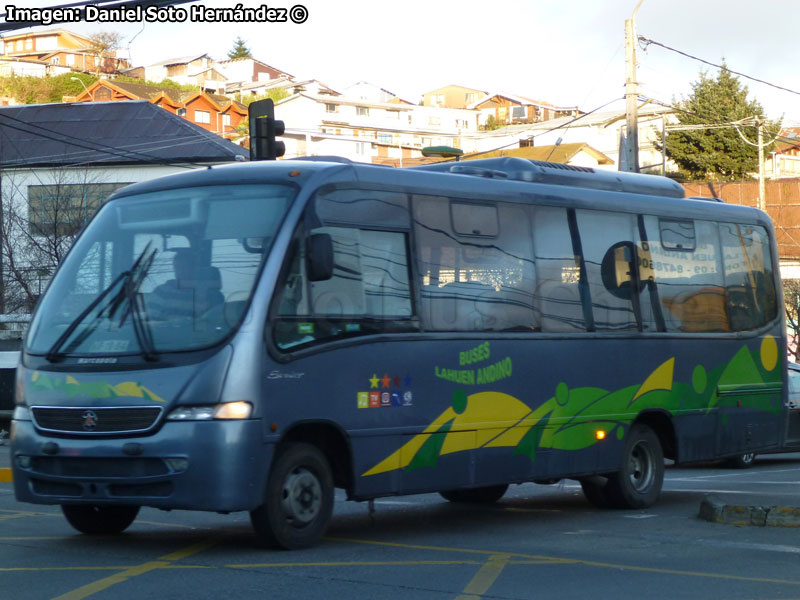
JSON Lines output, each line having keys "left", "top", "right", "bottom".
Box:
{"left": 31, "top": 479, "right": 82, "bottom": 496}
{"left": 31, "top": 406, "right": 162, "bottom": 434}
{"left": 30, "top": 457, "right": 169, "bottom": 478}
{"left": 109, "top": 482, "right": 173, "bottom": 497}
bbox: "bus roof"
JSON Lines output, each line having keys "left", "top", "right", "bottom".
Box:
{"left": 108, "top": 157, "right": 769, "bottom": 227}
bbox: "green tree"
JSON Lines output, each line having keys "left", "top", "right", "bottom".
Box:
{"left": 661, "top": 64, "right": 779, "bottom": 181}
{"left": 227, "top": 36, "right": 253, "bottom": 59}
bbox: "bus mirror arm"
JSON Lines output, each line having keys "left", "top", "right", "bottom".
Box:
{"left": 306, "top": 233, "right": 334, "bottom": 281}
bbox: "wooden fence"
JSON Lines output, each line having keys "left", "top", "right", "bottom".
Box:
{"left": 683, "top": 178, "right": 800, "bottom": 260}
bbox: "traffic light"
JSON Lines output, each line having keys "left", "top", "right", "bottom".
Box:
{"left": 249, "top": 99, "right": 285, "bottom": 161}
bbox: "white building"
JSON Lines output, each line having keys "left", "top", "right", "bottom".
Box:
{"left": 276, "top": 91, "right": 480, "bottom": 164}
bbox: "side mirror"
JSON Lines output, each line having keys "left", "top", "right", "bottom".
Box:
{"left": 306, "top": 233, "right": 333, "bottom": 281}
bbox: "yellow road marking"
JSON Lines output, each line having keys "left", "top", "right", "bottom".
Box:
{"left": 50, "top": 539, "right": 216, "bottom": 600}
{"left": 327, "top": 537, "right": 800, "bottom": 586}
{"left": 455, "top": 554, "right": 510, "bottom": 600}
{"left": 0, "top": 468, "right": 13, "bottom": 483}
{"left": 228, "top": 560, "right": 481, "bottom": 568}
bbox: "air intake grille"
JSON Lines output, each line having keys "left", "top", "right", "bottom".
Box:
{"left": 31, "top": 406, "right": 162, "bottom": 434}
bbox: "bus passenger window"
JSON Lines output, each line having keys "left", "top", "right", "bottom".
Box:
{"left": 532, "top": 207, "right": 585, "bottom": 332}
{"left": 642, "top": 217, "right": 728, "bottom": 333}
{"left": 414, "top": 195, "right": 537, "bottom": 332}
{"left": 577, "top": 210, "right": 638, "bottom": 332}
{"left": 719, "top": 223, "right": 777, "bottom": 331}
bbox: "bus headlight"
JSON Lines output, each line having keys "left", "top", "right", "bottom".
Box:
{"left": 167, "top": 402, "right": 252, "bottom": 421}
{"left": 213, "top": 401, "right": 252, "bottom": 420}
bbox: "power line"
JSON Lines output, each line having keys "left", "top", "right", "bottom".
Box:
{"left": 638, "top": 35, "right": 800, "bottom": 98}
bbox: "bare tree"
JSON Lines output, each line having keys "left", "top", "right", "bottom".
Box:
{"left": 785, "top": 279, "right": 800, "bottom": 363}
{"left": 87, "top": 31, "right": 124, "bottom": 76}
{"left": 1, "top": 167, "right": 123, "bottom": 314}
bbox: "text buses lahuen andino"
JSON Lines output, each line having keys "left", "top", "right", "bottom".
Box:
{"left": 10, "top": 156, "right": 792, "bottom": 549}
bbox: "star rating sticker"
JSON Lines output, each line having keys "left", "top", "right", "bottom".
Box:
{"left": 369, "top": 374, "right": 380, "bottom": 389}
{"left": 381, "top": 374, "right": 391, "bottom": 388}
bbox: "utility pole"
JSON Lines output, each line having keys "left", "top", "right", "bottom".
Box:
{"left": 622, "top": 0, "right": 644, "bottom": 173}
{"left": 757, "top": 118, "right": 766, "bottom": 211}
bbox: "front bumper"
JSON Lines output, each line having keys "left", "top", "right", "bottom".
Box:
{"left": 10, "top": 419, "right": 273, "bottom": 512}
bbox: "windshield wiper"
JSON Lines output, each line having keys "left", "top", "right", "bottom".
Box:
{"left": 45, "top": 243, "right": 158, "bottom": 362}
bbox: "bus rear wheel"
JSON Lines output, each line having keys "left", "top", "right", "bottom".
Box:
{"left": 440, "top": 484, "right": 508, "bottom": 504}
{"left": 250, "top": 442, "right": 334, "bottom": 550}
{"left": 605, "top": 423, "right": 664, "bottom": 509}
{"left": 61, "top": 504, "right": 140, "bottom": 535}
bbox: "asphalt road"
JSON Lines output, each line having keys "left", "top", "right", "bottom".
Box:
{"left": 2, "top": 443, "right": 800, "bottom": 600}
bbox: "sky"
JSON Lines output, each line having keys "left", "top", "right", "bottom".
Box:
{"left": 4, "top": 0, "right": 800, "bottom": 123}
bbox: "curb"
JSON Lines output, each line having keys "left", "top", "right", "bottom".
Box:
{"left": 699, "top": 495, "right": 800, "bottom": 527}
{"left": 0, "top": 468, "right": 11, "bottom": 483}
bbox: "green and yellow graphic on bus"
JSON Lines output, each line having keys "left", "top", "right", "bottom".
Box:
{"left": 363, "top": 336, "right": 780, "bottom": 477}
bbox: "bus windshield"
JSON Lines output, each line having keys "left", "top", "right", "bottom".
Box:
{"left": 26, "top": 183, "right": 296, "bottom": 358}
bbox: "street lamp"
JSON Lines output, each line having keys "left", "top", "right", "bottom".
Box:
{"left": 70, "top": 77, "right": 91, "bottom": 100}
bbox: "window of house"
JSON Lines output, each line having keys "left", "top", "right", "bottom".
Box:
{"left": 16, "top": 40, "right": 23, "bottom": 51}
{"left": 386, "top": 110, "right": 400, "bottom": 120}
{"left": 25, "top": 39, "right": 32, "bottom": 50}
{"left": 325, "top": 103, "right": 337, "bottom": 113}
{"left": 377, "top": 133, "right": 393, "bottom": 144}
{"left": 428, "top": 116, "right": 441, "bottom": 126}
{"left": 195, "top": 110, "right": 210, "bottom": 124}
{"left": 50, "top": 57, "right": 60, "bottom": 65}
{"left": 222, "top": 114, "right": 231, "bottom": 127}
{"left": 356, "top": 106, "right": 369, "bottom": 116}
{"left": 66, "top": 54, "right": 75, "bottom": 66}
{"left": 28, "top": 183, "right": 132, "bottom": 236}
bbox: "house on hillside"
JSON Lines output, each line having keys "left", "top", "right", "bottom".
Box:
{"left": 0, "top": 100, "right": 247, "bottom": 312}
{"left": 461, "top": 101, "right": 678, "bottom": 173}
{"left": 422, "top": 85, "right": 488, "bottom": 109}
{"left": 0, "top": 29, "right": 130, "bottom": 74}
{"left": 216, "top": 57, "right": 292, "bottom": 87}
{"left": 275, "top": 92, "right": 479, "bottom": 163}
{"left": 470, "top": 93, "right": 580, "bottom": 127}
{"left": 226, "top": 77, "right": 338, "bottom": 102}
{"left": 68, "top": 80, "right": 248, "bottom": 141}
{"left": 142, "top": 54, "right": 218, "bottom": 89}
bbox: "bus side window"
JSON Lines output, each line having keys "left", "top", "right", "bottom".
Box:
{"left": 413, "top": 195, "right": 537, "bottom": 332}
{"left": 719, "top": 223, "right": 777, "bottom": 331}
{"left": 576, "top": 210, "right": 639, "bottom": 332}
{"left": 532, "top": 207, "right": 585, "bottom": 332}
{"left": 272, "top": 188, "right": 416, "bottom": 350}
{"left": 642, "top": 217, "right": 729, "bottom": 333}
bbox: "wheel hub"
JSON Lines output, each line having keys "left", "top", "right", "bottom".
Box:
{"left": 281, "top": 467, "right": 322, "bottom": 524}
{"left": 628, "top": 442, "right": 654, "bottom": 491}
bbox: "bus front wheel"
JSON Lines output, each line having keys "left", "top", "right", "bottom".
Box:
{"left": 250, "top": 442, "right": 334, "bottom": 550}
{"left": 605, "top": 423, "right": 664, "bottom": 509}
{"left": 61, "top": 504, "right": 140, "bottom": 535}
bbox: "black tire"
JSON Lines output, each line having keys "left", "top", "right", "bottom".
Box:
{"left": 727, "top": 452, "right": 756, "bottom": 469}
{"left": 61, "top": 504, "right": 140, "bottom": 535}
{"left": 250, "top": 442, "right": 334, "bottom": 550}
{"left": 440, "top": 484, "right": 508, "bottom": 504}
{"left": 604, "top": 423, "right": 664, "bottom": 509}
{"left": 579, "top": 476, "right": 616, "bottom": 509}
